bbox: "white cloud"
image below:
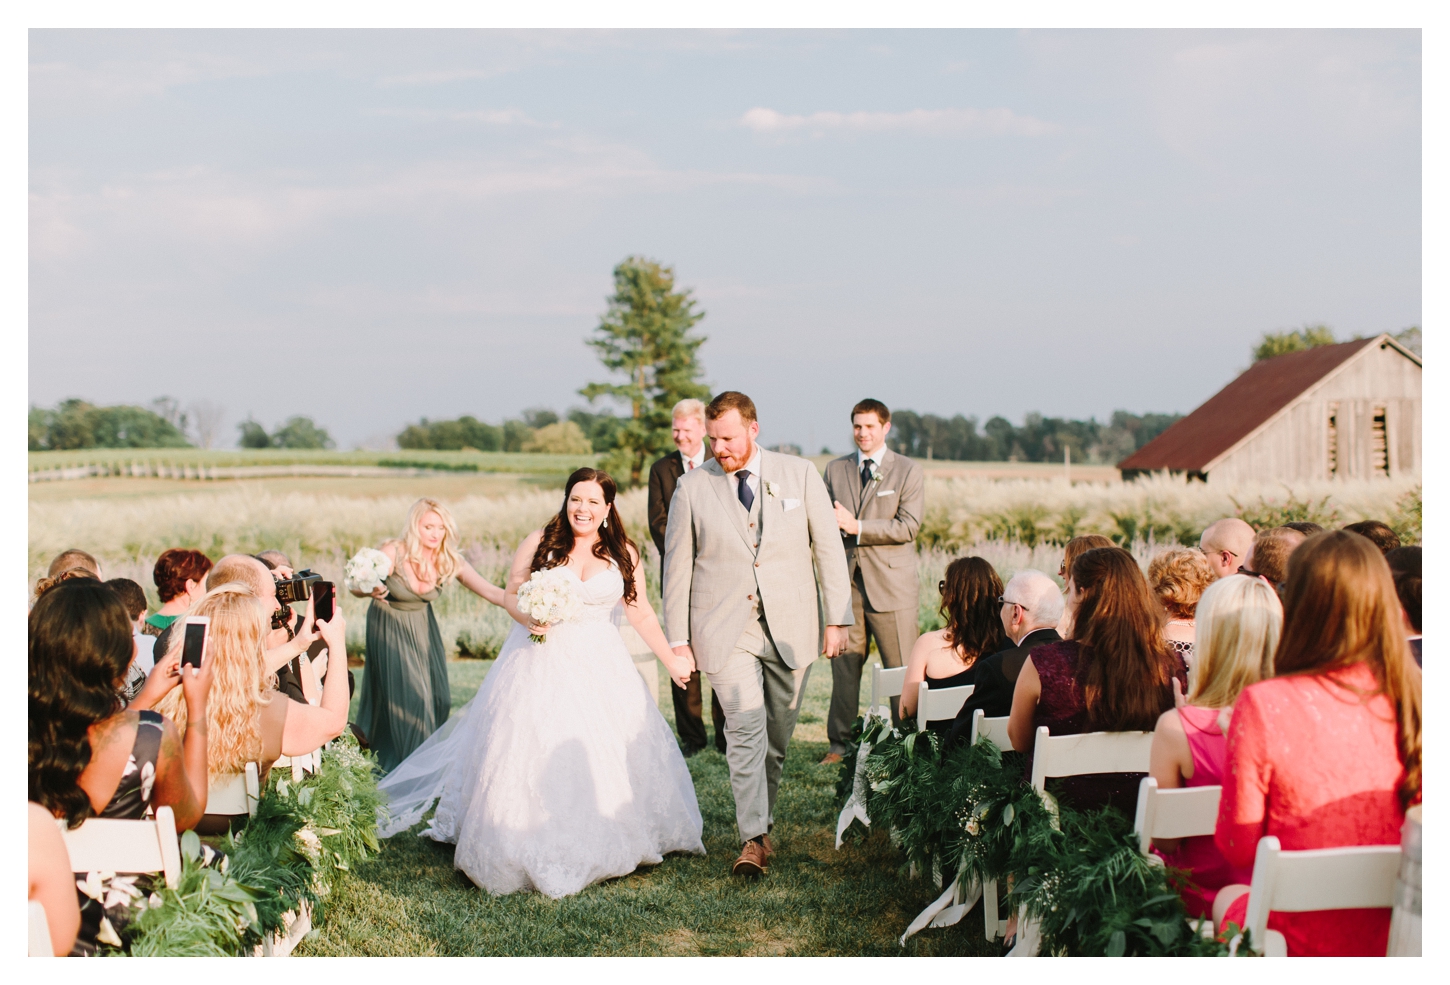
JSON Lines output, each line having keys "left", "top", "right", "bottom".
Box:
{"left": 739, "top": 106, "right": 1058, "bottom": 137}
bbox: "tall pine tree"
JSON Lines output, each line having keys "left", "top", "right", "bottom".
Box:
{"left": 581, "top": 257, "right": 709, "bottom": 486}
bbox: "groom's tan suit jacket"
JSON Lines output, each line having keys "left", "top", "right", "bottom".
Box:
{"left": 662, "top": 448, "right": 853, "bottom": 674}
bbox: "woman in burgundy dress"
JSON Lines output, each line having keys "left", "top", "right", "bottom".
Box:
{"left": 1008, "top": 546, "right": 1187, "bottom": 815}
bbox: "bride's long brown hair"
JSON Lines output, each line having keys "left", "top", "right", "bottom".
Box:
{"left": 531, "top": 468, "right": 638, "bottom": 604}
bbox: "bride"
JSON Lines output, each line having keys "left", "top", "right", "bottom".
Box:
{"left": 377, "top": 468, "right": 705, "bottom": 898}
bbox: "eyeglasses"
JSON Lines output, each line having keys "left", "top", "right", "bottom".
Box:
{"left": 1236, "top": 565, "right": 1262, "bottom": 579}
{"left": 998, "top": 596, "right": 1029, "bottom": 611}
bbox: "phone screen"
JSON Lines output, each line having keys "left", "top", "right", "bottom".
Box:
{"left": 182, "top": 621, "right": 207, "bottom": 668}
{"left": 312, "top": 581, "right": 335, "bottom": 623}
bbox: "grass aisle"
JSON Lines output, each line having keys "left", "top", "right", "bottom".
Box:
{"left": 313, "top": 658, "right": 996, "bottom": 956}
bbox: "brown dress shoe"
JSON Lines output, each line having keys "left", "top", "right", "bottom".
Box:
{"left": 732, "top": 840, "right": 769, "bottom": 876}
{"left": 762, "top": 834, "right": 775, "bottom": 858}
{"left": 819, "top": 752, "right": 844, "bottom": 766}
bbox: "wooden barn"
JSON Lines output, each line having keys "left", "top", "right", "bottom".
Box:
{"left": 1119, "top": 333, "right": 1422, "bottom": 483}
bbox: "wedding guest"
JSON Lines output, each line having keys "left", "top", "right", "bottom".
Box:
{"left": 1199, "top": 518, "right": 1255, "bottom": 581}
{"left": 352, "top": 498, "right": 506, "bottom": 770}
{"left": 1147, "top": 548, "right": 1213, "bottom": 664}
{"left": 1008, "top": 547, "right": 1187, "bottom": 814}
{"left": 1213, "top": 532, "right": 1421, "bottom": 955}
{"left": 649, "top": 398, "right": 726, "bottom": 757}
{"left": 32, "top": 564, "right": 98, "bottom": 601}
{"left": 29, "top": 801, "right": 80, "bottom": 956}
{"left": 1148, "top": 574, "right": 1281, "bottom": 918}
{"left": 822, "top": 399, "right": 926, "bottom": 764}
{"left": 44, "top": 548, "right": 102, "bottom": 580}
{"left": 1386, "top": 546, "right": 1422, "bottom": 666}
{"left": 1240, "top": 526, "right": 1304, "bottom": 587}
{"left": 1281, "top": 521, "right": 1324, "bottom": 537}
{"left": 29, "top": 579, "right": 211, "bottom": 955}
{"left": 1056, "top": 535, "right": 1112, "bottom": 638}
{"left": 945, "top": 568, "right": 1063, "bottom": 750}
{"left": 899, "top": 557, "right": 1004, "bottom": 729}
{"left": 144, "top": 548, "right": 213, "bottom": 636}
{"left": 1343, "top": 519, "right": 1401, "bottom": 555}
{"left": 155, "top": 583, "right": 349, "bottom": 833}
{"left": 106, "top": 577, "right": 156, "bottom": 701}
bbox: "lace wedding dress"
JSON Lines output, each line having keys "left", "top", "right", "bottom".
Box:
{"left": 376, "top": 563, "right": 705, "bottom": 898}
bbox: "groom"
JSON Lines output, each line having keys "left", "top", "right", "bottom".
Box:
{"left": 662, "top": 391, "right": 853, "bottom": 876}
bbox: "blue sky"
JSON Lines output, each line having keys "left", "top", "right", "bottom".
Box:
{"left": 29, "top": 29, "right": 1421, "bottom": 451}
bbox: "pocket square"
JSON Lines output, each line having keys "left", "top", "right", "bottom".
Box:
{"left": 877, "top": 489, "right": 896, "bottom": 497}
{"left": 782, "top": 498, "right": 802, "bottom": 511}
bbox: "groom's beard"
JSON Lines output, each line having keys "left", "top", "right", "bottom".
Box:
{"left": 716, "top": 439, "right": 756, "bottom": 473}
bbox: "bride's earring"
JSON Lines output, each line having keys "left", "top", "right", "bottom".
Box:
{"left": 601, "top": 517, "right": 608, "bottom": 528}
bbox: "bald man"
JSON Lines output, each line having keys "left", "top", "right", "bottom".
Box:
{"left": 1199, "top": 518, "right": 1256, "bottom": 580}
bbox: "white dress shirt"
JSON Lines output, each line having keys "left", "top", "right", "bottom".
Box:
{"left": 669, "top": 444, "right": 762, "bottom": 650}
{"left": 682, "top": 445, "right": 706, "bottom": 471}
{"left": 857, "top": 445, "right": 885, "bottom": 475}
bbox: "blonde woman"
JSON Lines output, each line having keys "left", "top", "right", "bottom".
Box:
{"left": 157, "top": 583, "right": 349, "bottom": 833}
{"left": 1147, "top": 574, "right": 1281, "bottom": 919}
{"left": 353, "top": 497, "right": 505, "bottom": 770}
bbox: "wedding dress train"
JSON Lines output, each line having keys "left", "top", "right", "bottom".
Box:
{"left": 377, "top": 564, "right": 705, "bottom": 898}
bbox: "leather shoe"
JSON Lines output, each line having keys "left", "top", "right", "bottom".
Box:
{"left": 819, "top": 752, "right": 843, "bottom": 766}
{"left": 732, "top": 840, "right": 769, "bottom": 877}
{"left": 762, "top": 834, "right": 774, "bottom": 858}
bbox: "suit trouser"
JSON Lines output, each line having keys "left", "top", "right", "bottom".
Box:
{"left": 826, "top": 573, "right": 918, "bottom": 754}
{"left": 705, "top": 614, "right": 812, "bottom": 844}
{"left": 670, "top": 670, "right": 728, "bottom": 753}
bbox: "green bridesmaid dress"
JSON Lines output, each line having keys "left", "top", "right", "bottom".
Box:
{"left": 356, "top": 571, "right": 451, "bottom": 771}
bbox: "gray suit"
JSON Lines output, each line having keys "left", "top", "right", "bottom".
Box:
{"left": 663, "top": 447, "right": 852, "bottom": 842}
{"left": 822, "top": 447, "right": 925, "bottom": 753}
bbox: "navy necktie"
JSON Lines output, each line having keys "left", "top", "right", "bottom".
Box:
{"left": 861, "top": 460, "right": 872, "bottom": 489}
{"left": 736, "top": 469, "right": 754, "bottom": 511}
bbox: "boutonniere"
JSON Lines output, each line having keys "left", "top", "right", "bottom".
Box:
{"left": 765, "top": 481, "right": 780, "bottom": 499}
{"left": 867, "top": 460, "right": 883, "bottom": 482}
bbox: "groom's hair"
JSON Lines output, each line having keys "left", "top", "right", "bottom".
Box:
{"left": 851, "top": 398, "right": 890, "bottom": 424}
{"left": 706, "top": 391, "right": 757, "bottom": 424}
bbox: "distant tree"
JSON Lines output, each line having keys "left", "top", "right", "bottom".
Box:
{"left": 522, "top": 421, "right": 593, "bottom": 455}
{"left": 397, "top": 416, "right": 503, "bottom": 451}
{"left": 238, "top": 418, "right": 272, "bottom": 448}
{"left": 520, "top": 407, "right": 559, "bottom": 429}
{"left": 1394, "top": 326, "right": 1422, "bottom": 357}
{"left": 188, "top": 400, "right": 226, "bottom": 449}
{"left": 270, "top": 416, "right": 334, "bottom": 449}
{"left": 29, "top": 398, "right": 190, "bottom": 450}
{"left": 567, "top": 407, "right": 626, "bottom": 453}
{"left": 1252, "top": 325, "right": 1338, "bottom": 362}
{"left": 580, "top": 256, "right": 709, "bottom": 486}
{"left": 501, "top": 419, "right": 534, "bottom": 452}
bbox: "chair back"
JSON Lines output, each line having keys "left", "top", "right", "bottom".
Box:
{"left": 868, "top": 664, "right": 907, "bottom": 719}
{"left": 28, "top": 901, "right": 53, "bottom": 956}
{"left": 1132, "top": 776, "right": 1221, "bottom": 854}
{"left": 58, "top": 805, "right": 182, "bottom": 889}
{"left": 1028, "top": 726, "right": 1154, "bottom": 793}
{"left": 1244, "top": 835, "right": 1400, "bottom": 956}
{"left": 206, "top": 762, "right": 261, "bottom": 817}
{"left": 969, "top": 709, "right": 1012, "bottom": 748}
{"left": 915, "top": 682, "right": 973, "bottom": 733}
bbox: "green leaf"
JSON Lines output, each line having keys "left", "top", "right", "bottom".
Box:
{"left": 1001, "top": 802, "right": 1015, "bottom": 826}
{"left": 181, "top": 829, "right": 201, "bottom": 862}
{"left": 1106, "top": 930, "right": 1126, "bottom": 957}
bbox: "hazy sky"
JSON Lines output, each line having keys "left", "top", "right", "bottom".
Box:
{"left": 29, "top": 29, "right": 1421, "bottom": 451}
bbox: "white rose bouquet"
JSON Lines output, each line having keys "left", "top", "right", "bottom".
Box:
{"left": 514, "top": 567, "right": 582, "bottom": 644}
{"left": 344, "top": 547, "right": 394, "bottom": 595}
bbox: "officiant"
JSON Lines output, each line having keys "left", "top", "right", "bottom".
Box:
{"left": 820, "top": 399, "right": 926, "bottom": 765}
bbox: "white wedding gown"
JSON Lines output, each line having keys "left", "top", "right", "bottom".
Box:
{"left": 376, "top": 563, "right": 705, "bottom": 898}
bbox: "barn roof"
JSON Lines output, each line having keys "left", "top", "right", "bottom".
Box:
{"left": 1118, "top": 336, "right": 1388, "bottom": 473}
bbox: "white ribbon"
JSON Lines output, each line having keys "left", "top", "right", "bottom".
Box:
{"left": 834, "top": 708, "right": 892, "bottom": 849}
{"left": 899, "top": 875, "right": 983, "bottom": 945}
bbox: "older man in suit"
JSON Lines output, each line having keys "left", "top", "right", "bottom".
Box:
{"left": 820, "top": 399, "right": 926, "bottom": 765}
{"left": 648, "top": 398, "right": 726, "bottom": 756}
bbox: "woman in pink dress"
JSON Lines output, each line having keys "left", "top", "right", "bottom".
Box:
{"left": 1213, "top": 531, "right": 1422, "bottom": 955}
{"left": 1148, "top": 574, "right": 1281, "bottom": 917}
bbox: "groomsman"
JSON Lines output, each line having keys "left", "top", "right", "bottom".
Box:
{"left": 820, "top": 399, "right": 925, "bottom": 765}
{"left": 648, "top": 398, "right": 727, "bottom": 756}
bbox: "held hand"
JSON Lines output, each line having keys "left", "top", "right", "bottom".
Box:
{"left": 527, "top": 621, "right": 550, "bottom": 637}
{"left": 316, "top": 609, "right": 347, "bottom": 653}
{"left": 832, "top": 501, "right": 860, "bottom": 536}
{"left": 179, "top": 652, "right": 214, "bottom": 710}
{"left": 663, "top": 651, "right": 693, "bottom": 689}
{"left": 671, "top": 644, "right": 696, "bottom": 674}
{"left": 371, "top": 584, "right": 388, "bottom": 601}
{"left": 132, "top": 647, "right": 182, "bottom": 709}
{"left": 821, "top": 625, "right": 849, "bottom": 658}
{"left": 1172, "top": 677, "right": 1186, "bottom": 709}
{"left": 296, "top": 595, "right": 318, "bottom": 645}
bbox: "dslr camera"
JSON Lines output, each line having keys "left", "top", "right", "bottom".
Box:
{"left": 272, "top": 569, "right": 322, "bottom": 630}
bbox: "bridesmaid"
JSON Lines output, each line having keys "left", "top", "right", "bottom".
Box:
{"left": 353, "top": 498, "right": 504, "bottom": 771}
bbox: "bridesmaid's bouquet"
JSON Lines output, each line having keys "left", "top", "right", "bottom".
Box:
{"left": 515, "top": 567, "right": 582, "bottom": 643}
{"left": 344, "top": 547, "right": 394, "bottom": 595}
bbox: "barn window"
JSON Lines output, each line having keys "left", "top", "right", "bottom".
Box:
{"left": 1371, "top": 405, "right": 1389, "bottom": 476}
{"left": 1327, "top": 402, "right": 1339, "bottom": 477}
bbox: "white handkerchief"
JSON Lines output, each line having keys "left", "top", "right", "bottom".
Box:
{"left": 877, "top": 489, "right": 896, "bottom": 497}
{"left": 782, "top": 498, "right": 802, "bottom": 511}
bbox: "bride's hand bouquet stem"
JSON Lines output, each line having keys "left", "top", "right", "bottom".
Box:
{"left": 515, "top": 567, "right": 583, "bottom": 643}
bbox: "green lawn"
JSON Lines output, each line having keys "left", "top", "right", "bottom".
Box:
{"left": 321, "top": 658, "right": 997, "bottom": 956}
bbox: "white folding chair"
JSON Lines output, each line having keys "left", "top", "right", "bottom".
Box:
{"left": 58, "top": 804, "right": 182, "bottom": 889}
{"left": 869, "top": 663, "right": 907, "bottom": 721}
{"left": 1132, "top": 776, "right": 1221, "bottom": 855}
{"left": 206, "top": 762, "right": 261, "bottom": 817}
{"left": 1237, "top": 835, "right": 1400, "bottom": 957}
{"left": 28, "top": 901, "right": 54, "bottom": 957}
{"left": 969, "top": 709, "right": 1012, "bottom": 748}
{"left": 915, "top": 682, "right": 973, "bottom": 733}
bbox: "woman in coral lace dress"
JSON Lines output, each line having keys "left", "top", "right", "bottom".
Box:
{"left": 1213, "top": 531, "right": 1422, "bottom": 955}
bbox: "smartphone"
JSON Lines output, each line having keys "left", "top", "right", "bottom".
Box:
{"left": 181, "top": 615, "right": 210, "bottom": 669}
{"left": 311, "top": 580, "right": 335, "bottom": 623}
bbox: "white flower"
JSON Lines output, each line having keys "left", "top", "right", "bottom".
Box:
{"left": 765, "top": 481, "right": 779, "bottom": 498}
{"left": 344, "top": 547, "right": 394, "bottom": 594}
{"left": 294, "top": 827, "right": 323, "bottom": 860}
{"left": 97, "top": 916, "right": 122, "bottom": 948}
{"left": 514, "top": 568, "right": 583, "bottom": 642}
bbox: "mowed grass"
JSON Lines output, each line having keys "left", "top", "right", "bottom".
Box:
{"left": 318, "top": 656, "right": 995, "bottom": 957}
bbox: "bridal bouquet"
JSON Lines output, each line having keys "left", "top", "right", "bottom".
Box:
{"left": 344, "top": 547, "right": 394, "bottom": 595}
{"left": 515, "top": 567, "right": 582, "bottom": 644}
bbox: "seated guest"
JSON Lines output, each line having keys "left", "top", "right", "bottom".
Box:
{"left": 1281, "top": 521, "right": 1323, "bottom": 536}
{"left": 40, "top": 548, "right": 102, "bottom": 583}
{"left": 1056, "top": 535, "right": 1111, "bottom": 638}
{"left": 1386, "top": 546, "right": 1421, "bottom": 667}
{"left": 1241, "top": 525, "right": 1304, "bottom": 589}
{"left": 155, "top": 583, "right": 349, "bottom": 834}
{"left": 1008, "top": 547, "right": 1187, "bottom": 814}
{"left": 1199, "top": 518, "right": 1255, "bottom": 581}
{"left": 31, "top": 564, "right": 98, "bottom": 603}
{"left": 144, "top": 548, "right": 213, "bottom": 636}
{"left": 1147, "top": 548, "right": 1213, "bottom": 664}
{"left": 105, "top": 578, "right": 156, "bottom": 701}
{"left": 1213, "top": 532, "right": 1421, "bottom": 955}
{"left": 28, "top": 579, "right": 211, "bottom": 955}
{"left": 1149, "top": 574, "right": 1281, "bottom": 918}
{"left": 899, "top": 557, "right": 1005, "bottom": 728}
{"left": 1343, "top": 519, "right": 1401, "bottom": 555}
{"left": 29, "top": 801, "right": 81, "bottom": 956}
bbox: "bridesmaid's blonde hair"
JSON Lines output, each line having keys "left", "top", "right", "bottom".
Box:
{"left": 1187, "top": 574, "right": 1282, "bottom": 709}
{"left": 401, "top": 497, "right": 463, "bottom": 587}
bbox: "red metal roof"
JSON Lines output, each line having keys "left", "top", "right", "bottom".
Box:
{"left": 1117, "top": 338, "right": 1379, "bottom": 473}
